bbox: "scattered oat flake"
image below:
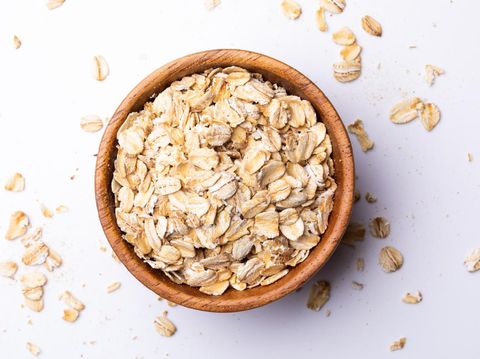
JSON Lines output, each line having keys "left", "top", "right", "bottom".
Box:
{"left": 361, "top": 15, "right": 382, "bottom": 36}
{"left": 80, "top": 115, "right": 104, "bottom": 133}
{"left": 402, "top": 291, "right": 422, "bottom": 304}
{"left": 389, "top": 97, "right": 423, "bottom": 124}
{"left": 307, "top": 280, "right": 330, "bottom": 311}
{"left": 47, "top": 0, "right": 65, "bottom": 10}
{"left": 55, "top": 205, "right": 68, "bottom": 214}
{"left": 320, "top": 0, "right": 345, "bottom": 14}
{"left": 26, "top": 342, "right": 41, "bottom": 356}
{"left": 25, "top": 298, "right": 44, "bottom": 312}
{"left": 204, "top": 0, "right": 220, "bottom": 10}
{"left": 21, "top": 272, "right": 47, "bottom": 288}
{"left": 281, "top": 0, "right": 302, "bottom": 20}
{"left": 342, "top": 222, "right": 365, "bottom": 247}
{"left": 92, "top": 55, "right": 109, "bottom": 81}
{"left": 420, "top": 102, "right": 440, "bottom": 131}
{"left": 13, "top": 35, "right": 22, "bottom": 49}
{"left": 22, "top": 241, "right": 49, "bottom": 266}
{"left": 390, "top": 337, "right": 406, "bottom": 351}
{"left": 4, "top": 172, "right": 25, "bottom": 192}
{"left": 63, "top": 308, "right": 80, "bottom": 322}
{"left": 107, "top": 281, "right": 121, "bottom": 293}
{"left": 40, "top": 204, "right": 54, "bottom": 218}
{"left": 340, "top": 44, "right": 362, "bottom": 62}
{"left": 356, "top": 258, "right": 364, "bottom": 272}
{"left": 5, "top": 211, "right": 30, "bottom": 240}
{"left": 332, "top": 27, "right": 356, "bottom": 46}
{"left": 0, "top": 261, "right": 18, "bottom": 278}
{"left": 467, "top": 153, "right": 473, "bottom": 162}
{"left": 425, "top": 64, "right": 444, "bottom": 86}
{"left": 348, "top": 120, "right": 374, "bottom": 152}
{"left": 315, "top": 7, "right": 327, "bottom": 32}
{"left": 351, "top": 281, "right": 364, "bottom": 290}
{"left": 365, "top": 192, "right": 377, "bottom": 203}
{"left": 59, "top": 291, "right": 85, "bottom": 311}
{"left": 333, "top": 61, "right": 361, "bottom": 83}
{"left": 464, "top": 248, "right": 480, "bottom": 272}
{"left": 154, "top": 311, "right": 176, "bottom": 337}
{"left": 379, "top": 246, "right": 403, "bottom": 272}
{"left": 369, "top": 217, "right": 390, "bottom": 238}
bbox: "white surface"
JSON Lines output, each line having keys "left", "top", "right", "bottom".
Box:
{"left": 0, "top": 0, "right": 479, "bottom": 358}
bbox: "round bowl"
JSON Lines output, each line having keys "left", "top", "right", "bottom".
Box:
{"left": 95, "top": 49, "right": 354, "bottom": 312}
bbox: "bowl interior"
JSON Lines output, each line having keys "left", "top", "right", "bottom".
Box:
{"left": 95, "top": 49, "right": 354, "bottom": 312}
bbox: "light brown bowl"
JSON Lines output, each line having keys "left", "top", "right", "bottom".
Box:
{"left": 95, "top": 49, "right": 354, "bottom": 312}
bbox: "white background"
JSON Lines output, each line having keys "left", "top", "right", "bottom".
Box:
{"left": 0, "top": 0, "right": 479, "bottom": 358}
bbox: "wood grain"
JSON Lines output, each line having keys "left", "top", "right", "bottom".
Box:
{"left": 95, "top": 49, "right": 354, "bottom": 312}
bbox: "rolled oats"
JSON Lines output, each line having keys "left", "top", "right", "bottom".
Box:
{"left": 464, "top": 248, "right": 480, "bottom": 272}
{"left": 80, "top": 115, "right": 104, "bottom": 133}
{"left": 390, "top": 337, "right": 406, "bottom": 351}
{"left": 5, "top": 211, "right": 30, "bottom": 240}
{"left": 361, "top": 15, "right": 382, "bottom": 37}
{"left": 26, "top": 342, "right": 41, "bottom": 356}
{"left": 154, "top": 311, "right": 176, "bottom": 337}
{"left": 347, "top": 119, "right": 374, "bottom": 152}
{"left": 112, "top": 67, "right": 337, "bottom": 295}
{"left": 13, "top": 35, "right": 22, "bottom": 49}
{"left": 351, "top": 281, "right": 364, "bottom": 290}
{"left": 425, "top": 64, "right": 444, "bottom": 86}
{"left": 365, "top": 192, "right": 376, "bottom": 203}
{"left": 59, "top": 290, "right": 85, "bottom": 311}
{"left": 204, "top": 0, "right": 220, "bottom": 10}
{"left": 389, "top": 97, "right": 423, "bottom": 124}
{"left": 340, "top": 44, "right": 362, "bottom": 62}
{"left": 379, "top": 246, "right": 403, "bottom": 272}
{"left": 369, "top": 217, "right": 390, "bottom": 238}
{"left": 281, "top": 0, "right": 302, "bottom": 20}
{"left": 402, "top": 291, "right": 422, "bottom": 304}
{"left": 420, "top": 102, "right": 440, "bottom": 131}
{"left": 63, "top": 308, "right": 80, "bottom": 322}
{"left": 4, "top": 173, "right": 25, "bottom": 191}
{"left": 46, "top": 0, "right": 65, "bottom": 10}
{"left": 107, "top": 281, "right": 121, "bottom": 293}
{"left": 92, "top": 55, "right": 109, "bottom": 81}
{"left": 0, "top": 261, "right": 18, "bottom": 278}
{"left": 333, "top": 61, "right": 361, "bottom": 83}
{"left": 332, "top": 27, "right": 356, "bottom": 46}
{"left": 307, "top": 280, "right": 330, "bottom": 311}
{"left": 22, "top": 241, "right": 49, "bottom": 266}
{"left": 315, "top": 7, "right": 328, "bottom": 32}
{"left": 320, "top": 0, "right": 345, "bottom": 14}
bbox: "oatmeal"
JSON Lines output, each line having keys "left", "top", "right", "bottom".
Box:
{"left": 112, "top": 67, "right": 336, "bottom": 295}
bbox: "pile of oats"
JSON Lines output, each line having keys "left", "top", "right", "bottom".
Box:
{"left": 112, "top": 66, "right": 337, "bottom": 295}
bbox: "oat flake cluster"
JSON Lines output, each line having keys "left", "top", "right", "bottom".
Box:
{"left": 112, "top": 66, "right": 337, "bottom": 295}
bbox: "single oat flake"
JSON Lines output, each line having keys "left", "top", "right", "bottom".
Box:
{"left": 365, "top": 192, "right": 376, "bottom": 203}
{"left": 389, "top": 97, "right": 423, "bottom": 124}
{"left": 92, "top": 55, "right": 109, "bottom": 81}
{"left": 369, "top": 217, "right": 390, "bottom": 238}
{"left": 332, "top": 27, "right": 356, "bottom": 46}
{"left": 13, "top": 35, "right": 22, "bottom": 49}
{"left": 281, "top": 0, "right": 302, "bottom": 20}
{"left": 379, "top": 246, "right": 403, "bottom": 273}
{"left": 4, "top": 172, "right": 25, "bottom": 192}
{"left": 0, "top": 261, "right": 18, "bottom": 278}
{"left": 348, "top": 120, "right": 374, "bottom": 152}
{"left": 59, "top": 291, "right": 85, "bottom": 311}
{"left": 315, "top": 7, "right": 327, "bottom": 32}
{"left": 320, "top": 0, "right": 345, "bottom": 14}
{"left": 390, "top": 337, "right": 406, "bottom": 351}
{"left": 351, "top": 281, "right": 364, "bottom": 290}
{"left": 340, "top": 44, "right": 362, "bottom": 62}
{"left": 26, "top": 342, "right": 41, "bottom": 356}
{"left": 204, "top": 0, "right": 220, "bottom": 10}
{"left": 63, "top": 308, "right": 80, "bottom": 322}
{"left": 361, "top": 15, "right": 382, "bottom": 37}
{"left": 46, "top": 0, "right": 65, "bottom": 10}
{"left": 333, "top": 61, "right": 361, "bottom": 83}
{"left": 112, "top": 66, "right": 337, "bottom": 295}
{"left": 106, "top": 281, "right": 121, "bottom": 293}
{"left": 307, "top": 280, "right": 330, "bottom": 311}
{"left": 420, "top": 102, "right": 441, "bottom": 131}
{"left": 464, "top": 248, "right": 480, "bottom": 272}
{"left": 425, "top": 64, "right": 444, "bottom": 86}
{"left": 40, "top": 203, "right": 54, "bottom": 218}
{"left": 402, "top": 291, "right": 422, "bottom": 304}
{"left": 5, "top": 211, "right": 30, "bottom": 240}
{"left": 154, "top": 311, "right": 176, "bottom": 337}
{"left": 80, "top": 115, "right": 104, "bottom": 133}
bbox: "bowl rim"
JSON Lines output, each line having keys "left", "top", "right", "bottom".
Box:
{"left": 95, "top": 49, "right": 354, "bottom": 312}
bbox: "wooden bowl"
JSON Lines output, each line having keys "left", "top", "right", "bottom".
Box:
{"left": 95, "top": 49, "right": 354, "bottom": 312}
